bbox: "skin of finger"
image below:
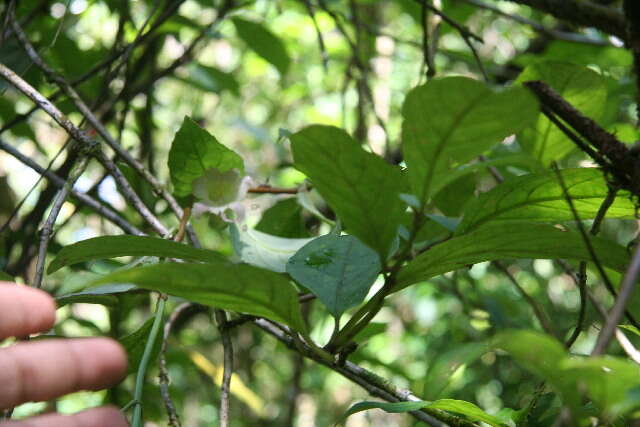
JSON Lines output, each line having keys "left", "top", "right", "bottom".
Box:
{"left": 0, "top": 282, "right": 56, "bottom": 340}
{"left": 0, "top": 406, "right": 129, "bottom": 427}
{"left": 0, "top": 338, "right": 128, "bottom": 409}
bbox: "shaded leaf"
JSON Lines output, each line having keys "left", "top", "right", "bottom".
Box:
{"left": 402, "top": 76, "right": 538, "bottom": 206}
{"left": 232, "top": 18, "right": 290, "bottom": 76}
{"left": 0, "top": 271, "right": 13, "bottom": 281}
{"left": 91, "top": 262, "right": 307, "bottom": 332}
{"left": 291, "top": 125, "right": 406, "bottom": 258}
{"left": 286, "top": 234, "right": 381, "bottom": 318}
{"left": 168, "top": 116, "right": 244, "bottom": 200}
{"left": 180, "top": 63, "right": 240, "bottom": 96}
{"left": 457, "top": 168, "right": 635, "bottom": 235}
{"left": 47, "top": 235, "right": 223, "bottom": 274}
{"left": 255, "top": 198, "right": 309, "bottom": 238}
{"left": 55, "top": 284, "right": 139, "bottom": 307}
{"left": 517, "top": 62, "right": 606, "bottom": 164}
{"left": 395, "top": 223, "right": 629, "bottom": 291}
{"left": 120, "top": 317, "right": 162, "bottom": 375}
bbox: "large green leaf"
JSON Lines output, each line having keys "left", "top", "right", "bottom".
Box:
{"left": 168, "top": 116, "right": 244, "bottom": 200}
{"left": 395, "top": 223, "right": 629, "bottom": 291}
{"left": 517, "top": 62, "right": 606, "bottom": 164}
{"left": 402, "top": 76, "right": 538, "bottom": 207}
{"left": 291, "top": 125, "right": 406, "bottom": 258}
{"left": 47, "top": 235, "right": 223, "bottom": 274}
{"left": 457, "top": 168, "right": 635, "bottom": 235}
{"left": 91, "top": 262, "right": 307, "bottom": 332}
{"left": 232, "top": 18, "right": 290, "bottom": 76}
{"left": 339, "top": 399, "right": 505, "bottom": 427}
{"left": 286, "top": 234, "right": 381, "bottom": 318}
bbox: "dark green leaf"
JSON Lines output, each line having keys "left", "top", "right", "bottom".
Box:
{"left": 255, "top": 198, "right": 309, "bottom": 238}
{"left": 179, "top": 63, "right": 240, "bottom": 96}
{"left": 517, "top": 62, "right": 606, "bottom": 164}
{"left": 168, "top": 116, "right": 244, "bottom": 199}
{"left": 395, "top": 223, "right": 629, "bottom": 291}
{"left": 457, "top": 168, "right": 635, "bottom": 235}
{"left": 0, "top": 271, "right": 13, "bottom": 281}
{"left": 47, "top": 235, "right": 223, "bottom": 274}
{"left": 120, "top": 317, "right": 162, "bottom": 375}
{"left": 91, "top": 262, "right": 307, "bottom": 332}
{"left": 402, "top": 76, "right": 538, "bottom": 206}
{"left": 286, "top": 234, "right": 381, "bottom": 318}
{"left": 55, "top": 284, "right": 139, "bottom": 307}
{"left": 291, "top": 125, "right": 406, "bottom": 258}
{"left": 232, "top": 18, "right": 291, "bottom": 76}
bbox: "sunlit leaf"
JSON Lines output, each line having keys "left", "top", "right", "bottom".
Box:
{"left": 232, "top": 18, "right": 290, "bottom": 76}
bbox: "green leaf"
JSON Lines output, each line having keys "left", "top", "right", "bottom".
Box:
{"left": 339, "top": 399, "right": 505, "bottom": 427}
{"left": 395, "top": 223, "right": 629, "bottom": 291}
{"left": 402, "top": 76, "right": 538, "bottom": 206}
{"left": 47, "top": 235, "right": 223, "bottom": 274}
{"left": 232, "top": 18, "right": 291, "bottom": 76}
{"left": 517, "top": 62, "right": 606, "bottom": 164}
{"left": 179, "top": 63, "right": 240, "bottom": 96}
{"left": 91, "top": 262, "right": 307, "bottom": 332}
{"left": 168, "top": 116, "right": 244, "bottom": 200}
{"left": 231, "top": 225, "right": 314, "bottom": 273}
{"left": 120, "top": 317, "right": 163, "bottom": 375}
{"left": 255, "top": 198, "right": 309, "bottom": 238}
{"left": 55, "top": 284, "right": 139, "bottom": 308}
{"left": 0, "top": 271, "right": 13, "bottom": 281}
{"left": 457, "top": 168, "right": 635, "bottom": 235}
{"left": 286, "top": 234, "right": 381, "bottom": 318}
{"left": 291, "top": 125, "right": 406, "bottom": 258}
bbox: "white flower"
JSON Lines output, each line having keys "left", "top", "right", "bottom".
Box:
{"left": 191, "top": 167, "right": 254, "bottom": 223}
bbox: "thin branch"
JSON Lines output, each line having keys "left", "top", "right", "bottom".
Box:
{"left": 253, "top": 318, "right": 458, "bottom": 427}
{"left": 214, "top": 310, "right": 234, "bottom": 427}
{"left": 0, "top": 138, "right": 142, "bottom": 235}
{"left": 300, "top": 0, "right": 329, "bottom": 71}
{"left": 32, "top": 152, "right": 92, "bottom": 288}
{"left": 592, "top": 242, "right": 640, "bottom": 355}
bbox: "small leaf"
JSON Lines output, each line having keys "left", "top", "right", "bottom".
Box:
{"left": 180, "top": 63, "right": 240, "bottom": 96}
{"left": 395, "top": 223, "right": 629, "bottom": 291}
{"left": 168, "top": 116, "right": 244, "bottom": 200}
{"left": 338, "top": 399, "right": 505, "bottom": 427}
{"left": 517, "top": 62, "right": 606, "bottom": 164}
{"left": 232, "top": 18, "right": 291, "bottom": 76}
{"left": 0, "top": 271, "right": 13, "bottom": 281}
{"left": 286, "top": 234, "right": 381, "bottom": 318}
{"left": 55, "top": 284, "right": 139, "bottom": 307}
{"left": 291, "top": 125, "right": 406, "bottom": 258}
{"left": 255, "top": 198, "right": 309, "bottom": 238}
{"left": 231, "top": 225, "right": 314, "bottom": 273}
{"left": 47, "top": 235, "right": 223, "bottom": 274}
{"left": 91, "top": 261, "right": 307, "bottom": 332}
{"left": 120, "top": 317, "right": 162, "bottom": 375}
{"left": 402, "top": 76, "right": 538, "bottom": 207}
{"left": 457, "top": 168, "right": 635, "bottom": 235}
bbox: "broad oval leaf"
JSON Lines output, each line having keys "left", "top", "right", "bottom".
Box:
{"left": 517, "top": 62, "right": 606, "bottom": 164}
{"left": 91, "top": 262, "right": 307, "bottom": 332}
{"left": 402, "top": 76, "right": 538, "bottom": 206}
{"left": 291, "top": 125, "right": 406, "bottom": 258}
{"left": 457, "top": 168, "right": 635, "bottom": 235}
{"left": 232, "top": 18, "right": 290, "bottom": 76}
{"left": 339, "top": 399, "right": 506, "bottom": 427}
{"left": 231, "top": 225, "right": 314, "bottom": 273}
{"left": 395, "top": 223, "right": 629, "bottom": 291}
{"left": 168, "top": 116, "right": 244, "bottom": 200}
{"left": 286, "top": 234, "right": 381, "bottom": 318}
{"left": 47, "top": 235, "right": 223, "bottom": 274}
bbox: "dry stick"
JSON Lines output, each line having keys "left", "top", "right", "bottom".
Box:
{"left": 254, "top": 319, "right": 459, "bottom": 427}
{"left": 565, "top": 188, "right": 617, "bottom": 348}
{"left": 592, "top": 242, "right": 640, "bottom": 355}
{"left": 32, "top": 153, "right": 92, "bottom": 288}
{"left": 0, "top": 138, "right": 142, "bottom": 235}
{"left": 0, "top": 62, "right": 168, "bottom": 236}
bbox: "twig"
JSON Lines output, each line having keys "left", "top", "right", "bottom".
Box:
{"left": 32, "top": 151, "right": 92, "bottom": 288}
{"left": 300, "top": 0, "right": 329, "bottom": 71}
{"left": 592, "top": 242, "right": 640, "bottom": 355}
{"left": 248, "top": 185, "right": 299, "bottom": 194}
{"left": 0, "top": 138, "right": 142, "bottom": 235}
{"left": 253, "top": 318, "right": 457, "bottom": 427}
{"left": 214, "top": 310, "right": 234, "bottom": 427}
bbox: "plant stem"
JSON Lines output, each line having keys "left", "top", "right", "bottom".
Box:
{"left": 131, "top": 295, "right": 167, "bottom": 427}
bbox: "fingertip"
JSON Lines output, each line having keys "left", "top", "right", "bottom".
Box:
{"left": 0, "top": 283, "right": 56, "bottom": 338}
{"left": 71, "top": 338, "right": 129, "bottom": 387}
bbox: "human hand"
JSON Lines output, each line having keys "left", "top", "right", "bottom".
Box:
{"left": 0, "top": 282, "right": 128, "bottom": 426}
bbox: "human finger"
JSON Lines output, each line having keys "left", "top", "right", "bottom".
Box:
{"left": 0, "top": 282, "right": 56, "bottom": 340}
{"left": 0, "top": 338, "right": 127, "bottom": 409}
{"left": 0, "top": 406, "right": 129, "bottom": 427}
